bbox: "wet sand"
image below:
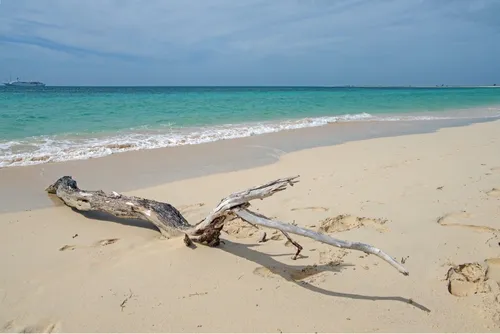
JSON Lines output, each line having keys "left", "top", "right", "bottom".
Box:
{"left": 0, "top": 116, "right": 495, "bottom": 213}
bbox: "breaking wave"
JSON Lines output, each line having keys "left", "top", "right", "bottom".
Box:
{"left": 1, "top": 111, "right": 498, "bottom": 168}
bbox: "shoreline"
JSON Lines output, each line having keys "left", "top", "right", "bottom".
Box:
{"left": 2, "top": 103, "right": 500, "bottom": 169}
{"left": 0, "top": 115, "right": 498, "bottom": 213}
{"left": 1, "top": 117, "right": 500, "bottom": 331}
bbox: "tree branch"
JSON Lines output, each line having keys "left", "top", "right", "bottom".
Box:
{"left": 191, "top": 175, "right": 299, "bottom": 233}
{"left": 233, "top": 208, "right": 409, "bottom": 276}
{"left": 46, "top": 175, "right": 409, "bottom": 276}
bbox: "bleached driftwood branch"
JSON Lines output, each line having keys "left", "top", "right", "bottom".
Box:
{"left": 46, "top": 175, "right": 409, "bottom": 276}
{"left": 234, "top": 208, "right": 408, "bottom": 275}
{"left": 192, "top": 176, "right": 299, "bottom": 232}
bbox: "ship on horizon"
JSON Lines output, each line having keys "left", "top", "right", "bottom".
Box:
{"left": 3, "top": 77, "right": 46, "bottom": 87}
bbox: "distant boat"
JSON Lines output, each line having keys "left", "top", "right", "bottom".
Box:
{"left": 3, "top": 77, "right": 46, "bottom": 87}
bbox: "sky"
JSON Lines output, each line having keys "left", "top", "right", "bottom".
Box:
{"left": 0, "top": 0, "right": 499, "bottom": 86}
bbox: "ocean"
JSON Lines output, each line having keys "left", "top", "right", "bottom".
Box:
{"left": 1, "top": 86, "right": 499, "bottom": 168}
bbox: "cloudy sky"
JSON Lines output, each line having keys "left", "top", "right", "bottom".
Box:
{"left": 0, "top": 0, "right": 499, "bottom": 86}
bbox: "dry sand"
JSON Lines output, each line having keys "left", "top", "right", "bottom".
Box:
{"left": 1, "top": 120, "right": 500, "bottom": 332}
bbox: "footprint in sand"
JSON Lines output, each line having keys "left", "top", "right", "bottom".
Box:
{"left": 59, "top": 238, "right": 120, "bottom": 251}
{"left": 290, "top": 206, "right": 329, "bottom": 212}
{"left": 446, "top": 260, "right": 500, "bottom": 297}
{"left": 223, "top": 219, "right": 290, "bottom": 242}
{"left": 2, "top": 319, "right": 61, "bottom": 333}
{"left": 437, "top": 212, "right": 498, "bottom": 233}
{"left": 223, "top": 219, "right": 260, "bottom": 239}
{"left": 446, "top": 262, "right": 490, "bottom": 297}
{"left": 318, "top": 214, "right": 388, "bottom": 233}
{"left": 487, "top": 188, "right": 500, "bottom": 198}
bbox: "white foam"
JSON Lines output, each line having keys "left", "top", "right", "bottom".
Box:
{"left": 0, "top": 111, "right": 499, "bottom": 168}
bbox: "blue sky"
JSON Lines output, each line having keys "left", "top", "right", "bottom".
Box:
{"left": 0, "top": 0, "right": 499, "bottom": 86}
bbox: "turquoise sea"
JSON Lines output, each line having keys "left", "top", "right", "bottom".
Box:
{"left": 0, "top": 86, "right": 499, "bottom": 168}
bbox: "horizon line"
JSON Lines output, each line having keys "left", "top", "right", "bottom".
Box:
{"left": 2, "top": 84, "right": 498, "bottom": 88}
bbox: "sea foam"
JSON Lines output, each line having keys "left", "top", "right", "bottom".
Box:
{"left": 0, "top": 112, "right": 498, "bottom": 168}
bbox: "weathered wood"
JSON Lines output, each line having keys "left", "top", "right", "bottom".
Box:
{"left": 46, "top": 175, "right": 409, "bottom": 276}
{"left": 191, "top": 176, "right": 299, "bottom": 233}
{"left": 234, "top": 208, "right": 409, "bottom": 275}
{"left": 46, "top": 176, "right": 191, "bottom": 238}
{"left": 280, "top": 230, "right": 304, "bottom": 260}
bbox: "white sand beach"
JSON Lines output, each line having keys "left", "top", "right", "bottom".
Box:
{"left": 1, "top": 120, "right": 500, "bottom": 332}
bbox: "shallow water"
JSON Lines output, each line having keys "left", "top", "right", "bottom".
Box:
{"left": 1, "top": 86, "right": 499, "bottom": 167}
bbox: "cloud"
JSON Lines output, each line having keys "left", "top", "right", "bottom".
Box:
{"left": 0, "top": 0, "right": 499, "bottom": 85}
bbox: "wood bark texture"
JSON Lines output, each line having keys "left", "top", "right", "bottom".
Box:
{"left": 46, "top": 175, "right": 409, "bottom": 276}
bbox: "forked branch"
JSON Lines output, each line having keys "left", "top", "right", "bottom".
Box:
{"left": 191, "top": 176, "right": 299, "bottom": 233}
{"left": 46, "top": 175, "right": 409, "bottom": 276}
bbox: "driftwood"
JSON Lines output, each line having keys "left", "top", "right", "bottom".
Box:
{"left": 46, "top": 176, "right": 192, "bottom": 238}
{"left": 46, "top": 175, "right": 409, "bottom": 276}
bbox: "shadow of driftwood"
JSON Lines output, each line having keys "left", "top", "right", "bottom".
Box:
{"left": 73, "top": 209, "right": 160, "bottom": 232}
{"left": 265, "top": 252, "right": 310, "bottom": 260}
{"left": 219, "top": 240, "right": 431, "bottom": 313}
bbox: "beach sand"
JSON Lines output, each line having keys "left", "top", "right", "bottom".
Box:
{"left": 1, "top": 120, "right": 500, "bottom": 332}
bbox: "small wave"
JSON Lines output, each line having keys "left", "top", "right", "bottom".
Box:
{"left": 0, "top": 111, "right": 498, "bottom": 168}
{"left": 104, "top": 143, "right": 136, "bottom": 150}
